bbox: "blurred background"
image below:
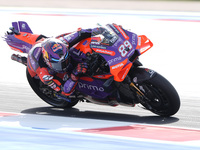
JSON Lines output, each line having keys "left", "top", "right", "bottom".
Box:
{"left": 0, "top": 0, "right": 200, "bottom": 11}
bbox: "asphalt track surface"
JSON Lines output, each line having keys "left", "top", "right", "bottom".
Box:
{"left": 0, "top": 82, "right": 199, "bottom": 129}
{"left": 1, "top": 1, "right": 200, "bottom": 149}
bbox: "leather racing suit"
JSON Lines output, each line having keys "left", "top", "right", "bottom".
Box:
{"left": 27, "top": 27, "right": 103, "bottom": 97}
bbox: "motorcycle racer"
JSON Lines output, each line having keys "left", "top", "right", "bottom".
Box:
{"left": 27, "top": 28, "right": 101, "bottom": 98}
{"left": 4, "top": 21, "right": 181, "bottom": 116}
{"left": 6, "top": 22, "right": 120, "bottom": 105}
{"left": 6, "top": 21, "right": 119, "bottom": 104}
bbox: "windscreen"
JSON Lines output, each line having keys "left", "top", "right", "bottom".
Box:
{"left": 92, "top": 24, "right": 119, "bottom": 46}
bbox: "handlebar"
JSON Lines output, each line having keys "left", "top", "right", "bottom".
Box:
{"left": 85, "top": 52, "right": 103, "bottom": 77}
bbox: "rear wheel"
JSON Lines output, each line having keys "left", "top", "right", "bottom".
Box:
{"left": 26, "top": 69, "right": 79, "bottom": 108}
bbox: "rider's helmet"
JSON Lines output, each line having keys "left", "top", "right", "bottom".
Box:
{"left": 41, "top": 38, "right": 70, "bottom": 72}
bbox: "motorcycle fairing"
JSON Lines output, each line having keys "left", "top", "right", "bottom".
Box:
{"left": 93, "top": 74, "right": 113, "bottom": 79}
{"left": 69, "top": 37, "right": 92, "bottom": 63}
{"left": 76, "top": 77, "right": 114, "bottom": 99}
{"left": 90, "top": 24, "right": 139, "bottom": 82}
{"left": 130, "top": 68, "right": 156, "bottom": 84}
{"left": 4, "top": 21, "right": 40, "bottom": 53}
{"left": 136, "top": 35, "right": 153, "bottom": 55}
{"left": 4, "top": 34, "right": 33, "bottom": 53}
{"left": 12, "top": 21, "right": 33, "bottom": 34}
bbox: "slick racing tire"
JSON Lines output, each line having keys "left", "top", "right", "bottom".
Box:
{"left": 133, "top": 72, "right": 180, "bottom": 117}
{"left": 26, "top": 68, "right": 79, "bottom": 108}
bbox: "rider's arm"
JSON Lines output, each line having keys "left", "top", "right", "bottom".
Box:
{"left": 59, "top": 27, "right": 106, "bottom": 48}
{"left": 36, "top": 67, "right": 62, "bottom": 92}
{"left": 35, "top": 63, "right": 87, "bottom": 97}
{"left": 60, "top": 28, "right": 92, "bottom": 48}
{"left": 61, "top": 62, "right": 88, "bottom": 96}
{"left": 36, "top": 65, "right": 77, "bottom": 96}
{"left": 27, "top": 45, "right": 62, "bottom": 92}
{"left": 61, "top": 74, "right": 78, "bottom": 96}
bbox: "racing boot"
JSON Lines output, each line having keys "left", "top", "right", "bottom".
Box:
{"left": 107, "top": 90, "right": 120, "bottom": 106}
{"left": 107, "top": 97, "right": 119, "bottom": 107}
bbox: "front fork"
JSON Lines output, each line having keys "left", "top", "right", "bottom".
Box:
{"left": 125, "top": 75, "right": 153, "bottom": 110}
{"left": 124, "top": 75, "right": 145, "bottom": 96}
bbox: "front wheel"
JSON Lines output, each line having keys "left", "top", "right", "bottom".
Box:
{"left": 134, "top": 72, "right": 180, "bottom": 116}
{"left": 26, "top": 68, "right": 79, "bottom": 108}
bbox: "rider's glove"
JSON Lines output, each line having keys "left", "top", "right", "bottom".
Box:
{"left": 72, "top": 62, "right": 88, "bottom": 76}
{"left": 61, "top": 62, "right": 88, "bottom": 96}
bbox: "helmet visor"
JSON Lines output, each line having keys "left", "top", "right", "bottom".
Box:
{"left": 50, "top": 53, "right": 69, "bottom": 72}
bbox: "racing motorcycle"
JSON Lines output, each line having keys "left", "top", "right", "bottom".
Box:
{"left": 4, "top": 21, "right": 180, "bottom": 116}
